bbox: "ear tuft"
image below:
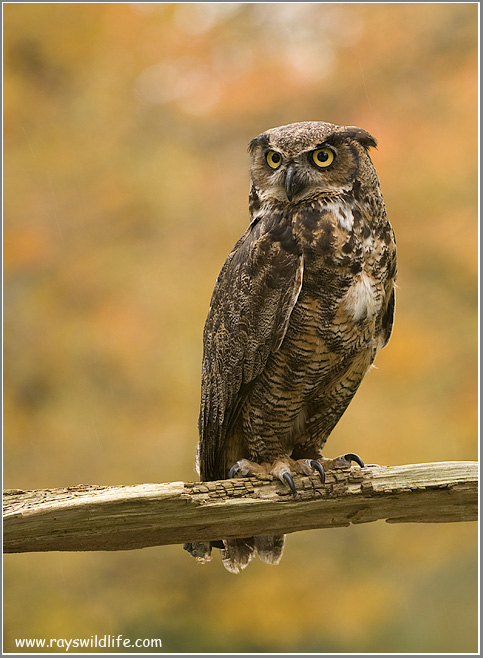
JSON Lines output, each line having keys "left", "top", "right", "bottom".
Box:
{"left": 248, "top": 133, "right": 269, "bottom": 154}
{"left": 345, "top": 127, "right": 377, "bottom": 149}
{"left": 327, "top": 127, "right": 377, "bottom": 150}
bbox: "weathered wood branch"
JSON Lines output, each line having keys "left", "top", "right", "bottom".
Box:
{"left": 3, "top": 461, "right": 477, "bottom": 554}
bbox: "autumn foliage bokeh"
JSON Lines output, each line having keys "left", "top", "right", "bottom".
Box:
{"left": 3, "top": 3, "right": 478, "bottom": 653}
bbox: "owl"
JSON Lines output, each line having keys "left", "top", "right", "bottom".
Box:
{"left": 185, "top": 121, "right": 396, "bottom": 573}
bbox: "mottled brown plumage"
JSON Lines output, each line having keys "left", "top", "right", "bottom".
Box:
{"left": 187, "top": 121, "right": 396, "bottom": 572}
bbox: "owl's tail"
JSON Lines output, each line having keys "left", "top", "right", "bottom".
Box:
{"left": 220, "top": 535, "right": 285, "bottom": 574}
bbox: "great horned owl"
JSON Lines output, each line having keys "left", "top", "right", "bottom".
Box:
{"left": 186, "top": 121, "right": 396, "bottom": 573}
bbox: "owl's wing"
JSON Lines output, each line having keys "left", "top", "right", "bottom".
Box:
{"left": 199, "top": 217, "right": 303, "bottom": 480}
{"left": 378, "top": 234, "right": 397, "bottom": 349}
{"left": 379, "top": 285, "right": 396, "bottom": 348}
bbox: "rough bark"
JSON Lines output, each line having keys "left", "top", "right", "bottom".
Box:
{"left": 3, "top": 461, "right": 477, "bottom": 554}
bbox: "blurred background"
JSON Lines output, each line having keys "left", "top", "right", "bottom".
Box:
{"left": 3, "top": 3, "right": 478, "bottom": 653}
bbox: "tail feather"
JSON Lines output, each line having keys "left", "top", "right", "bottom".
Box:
{"left": 255, "top": 535, "right": 285, "bottom": 565}
{"left": 221, "top": 537, "right": 255, "bottom": 573}
{"left": 220, "top": 534, "right": 285, "bottom": 573}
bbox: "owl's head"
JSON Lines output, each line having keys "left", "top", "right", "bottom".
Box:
{"left": 248, "top": 121, "right": 378, "bottom": 204}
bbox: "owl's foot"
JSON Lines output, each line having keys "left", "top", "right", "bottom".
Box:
{"left": 291, "top": 453, "right": 365, "bottom": 489}
{"left": 228, "top": 458, "right": 298, "bottom": 496}
{"left": 270, "top": 454, "right": 364, "bottom": 496}
{"left": 314, "top": 453, "right": 365, "bottom": 472}
{"left": 229, "top": 454, "right": 364, "bottom": 496}
{"left": 228, "top": 459, "right": 267, "bottom": 478}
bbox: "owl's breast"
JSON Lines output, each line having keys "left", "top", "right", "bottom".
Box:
{"left": 337, "top": 271, "right": 383, "bottom": 323}
{"left": 289, "top": 197, "right": 393, "bottom": 346}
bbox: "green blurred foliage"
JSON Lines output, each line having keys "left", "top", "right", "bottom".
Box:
{"left": 3, "top": 3, "right": 478, "bottom": 653}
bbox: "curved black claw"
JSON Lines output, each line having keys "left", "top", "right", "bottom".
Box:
{"left": 228, "top": 463, "right": 241, "bottom": 478}
{"left": 344, "top": 453, "right": 365, "bottom": 468}
{"left": 281, "top": 469, "right": 297, "bottom": 497}
{"left": 310, "top": 460, "right": 326, "bottom": 484}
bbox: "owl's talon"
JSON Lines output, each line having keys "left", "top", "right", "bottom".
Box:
{"left": 228, "top": 458, "right": 266, "bottom": 478}
{"left": 280, "top": 469, "right": 297, "bottom": 496}
{"left": 344, "top": 453, "right": 365, "bottom": 468}
{"left": 310, "top": 460, "right": 326, "bottom": 483}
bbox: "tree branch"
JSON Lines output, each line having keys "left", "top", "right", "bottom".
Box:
{"left": 3, "top": 461, "right": 477, "bottom": 554}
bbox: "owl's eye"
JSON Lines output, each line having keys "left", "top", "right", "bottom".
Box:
{"left": 266, "top": 151, "right": 282, "bottom": 169}
{"left": 312, "top": 148, "right": 335, "bottom": 168}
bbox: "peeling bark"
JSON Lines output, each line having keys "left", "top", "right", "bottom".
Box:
{"left": 3, "top": 461, "right": 477, "bottom": 554}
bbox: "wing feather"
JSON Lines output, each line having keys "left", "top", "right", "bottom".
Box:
{"left": 198, "top": 216, "right": 303, "bottom": 480}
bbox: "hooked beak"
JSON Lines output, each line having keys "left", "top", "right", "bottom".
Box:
{"left": 284, "top": 163, "right": 305, "bottom": 202}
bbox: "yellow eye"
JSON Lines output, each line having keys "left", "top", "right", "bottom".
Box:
{"left": 266, "top": 150, "right": 282, "bottom": 169}
{"left": 312, "top": 148, "right": 334, "bottom": 168}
